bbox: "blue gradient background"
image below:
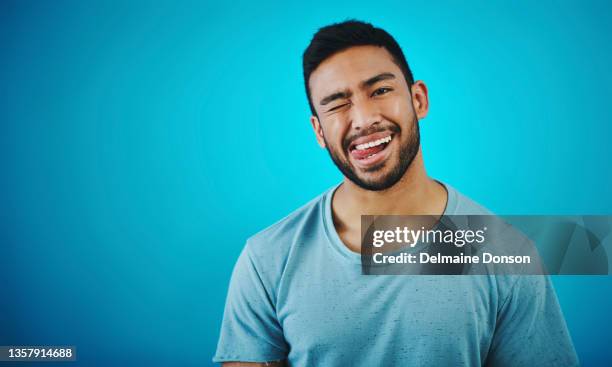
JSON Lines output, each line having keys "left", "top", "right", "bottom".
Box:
{"left": 1, "top": 1, "right": 611, "bottom": 366}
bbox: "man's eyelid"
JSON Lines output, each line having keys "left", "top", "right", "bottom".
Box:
{"left": 327, "top": 101, "right": 351, "bottom": 113}
{"left": 372, "top": 86, "right": 393, "bottom": 96}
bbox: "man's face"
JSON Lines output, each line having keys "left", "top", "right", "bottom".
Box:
{"left": 308, "top": 45, "right": 425, "bottom": 191}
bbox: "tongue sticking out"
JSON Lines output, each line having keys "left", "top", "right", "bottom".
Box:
{"left": 351, "top": 142, "right": 388, "bottom": 160}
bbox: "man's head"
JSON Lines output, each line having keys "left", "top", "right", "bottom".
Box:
{"left": 303, "top": 20, "right": 429, "bottom": 191}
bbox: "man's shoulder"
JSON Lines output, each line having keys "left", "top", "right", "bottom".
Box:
{"left": 245, "top": 187, "right": 331, "bottom": 256}
{"left": 444, "top": 183, "right": 493, "bottom": 215}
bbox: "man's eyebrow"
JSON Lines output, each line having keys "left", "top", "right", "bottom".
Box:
{"left": 319, "top": 90, "right": 352, "bottom": 106}
{"left": 360, "top": 72, "right": 396, "bottom": 88}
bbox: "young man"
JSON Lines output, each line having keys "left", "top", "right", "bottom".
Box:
{"left": 213, "top": 20, "right": 578, "bottom": 366}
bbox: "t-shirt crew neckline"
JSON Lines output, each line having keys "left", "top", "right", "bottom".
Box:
{"left": 322, "top": 181, "right": 458, "bottom": 265}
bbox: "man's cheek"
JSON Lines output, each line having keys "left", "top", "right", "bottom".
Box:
{"left": 382, "top": 98, "right": 409, "bottom": 121}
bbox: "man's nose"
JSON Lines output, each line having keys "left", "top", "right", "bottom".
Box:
{"left": 350, "top": 98, "right": 381, "bottom": 130}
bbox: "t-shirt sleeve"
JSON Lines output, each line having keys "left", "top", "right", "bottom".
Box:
{"left": 486, "top": 275, "right": 579, "bottom": 367}
{"left": 213, "top": 242, "right": 289, "bottom": 363}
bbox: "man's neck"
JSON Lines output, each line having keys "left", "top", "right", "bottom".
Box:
{"left": 330, "top": 151, "right": 448, "bottom": 253}
{"left": 333, "top": 153, "right": 447, "bottom": 216}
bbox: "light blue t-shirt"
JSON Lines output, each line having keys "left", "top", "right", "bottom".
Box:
{"left": 213, "top": 183, "right": 578, "bottom": 366}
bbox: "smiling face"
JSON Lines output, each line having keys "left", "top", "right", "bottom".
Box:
{"left": 308, "top": 45, "right": 428, "bottom": 191}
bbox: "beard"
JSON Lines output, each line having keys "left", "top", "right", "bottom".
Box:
{"left": 323, "top": 115, "right": 420, "bottom": 191}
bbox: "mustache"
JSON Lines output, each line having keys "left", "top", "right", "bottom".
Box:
{"left": 342, "top": 124, "right": 401, "bottom": 152}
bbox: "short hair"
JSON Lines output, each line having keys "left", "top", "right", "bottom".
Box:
{"left": 302, "top": 20, "right": 415, "bottom": 116}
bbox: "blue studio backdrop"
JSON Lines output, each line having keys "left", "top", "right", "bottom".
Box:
{"left": 1, "top": 1, "right": 611, "bottom": 366}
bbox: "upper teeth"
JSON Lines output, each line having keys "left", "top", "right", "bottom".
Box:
{"left": 354, "top": 135, "right": 392, "bottom": 151}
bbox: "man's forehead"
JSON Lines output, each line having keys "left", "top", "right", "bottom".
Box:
{"left": 309, "top": 45, "right": 401, "bottom": 96}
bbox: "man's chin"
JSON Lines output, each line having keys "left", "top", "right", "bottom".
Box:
{"left": 360, "top": 161, "right": 387, "bottom": 173}
{"left": 349, "top": 170, "right": 403, "bottom": 191}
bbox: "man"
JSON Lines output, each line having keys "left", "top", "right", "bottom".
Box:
{"left": 213, "top": 20, "right": 578, "bottom": 366}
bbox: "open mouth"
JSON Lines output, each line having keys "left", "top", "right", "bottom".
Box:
{"left": 348, "top": 133, "right": 394, "bottom": 166}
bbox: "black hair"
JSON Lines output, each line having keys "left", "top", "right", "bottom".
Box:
{"left": 302, "top": 19, "right": 415, "bottom": 116}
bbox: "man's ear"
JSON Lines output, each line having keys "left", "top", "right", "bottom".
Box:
{"left": 310, "top": 115, "right": 327, "bottom": 148}
{"left": 410, "top": 80, "right": 429, "bottom": 120}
